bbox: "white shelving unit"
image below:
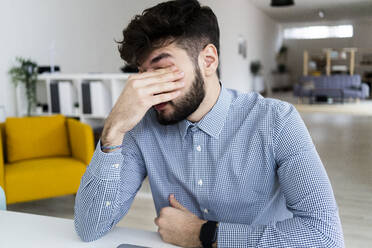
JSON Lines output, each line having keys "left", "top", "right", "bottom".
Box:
{"left": 34, "top": 73, "right": 130, "bottom": 128}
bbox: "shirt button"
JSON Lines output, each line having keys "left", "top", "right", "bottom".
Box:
{"left": 196, "top": 145, "right": 202, "bottom": 152}
{"left": 105, "top": 201, "right": 111, "bottom": 207}
{"left": 198, "top": 179, "right": 203, "bottom": 186}
{"left": 112, "top": 163, "right": 119, "bottom": 168}
{"left": 203, "top": 208, "right": 209, "bottom": 214}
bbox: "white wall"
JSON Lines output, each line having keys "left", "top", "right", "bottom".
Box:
{"left": 0, "top": 0, "right": 281, "bottom": 117}
{"left": 0, "top": 0, "right": 160, "bottom": 117}
{"left": 282, "top": 18, "right": 372, "bottom": 81}
{"left": 201, "top": 0, "right": 281, "bottom": 93}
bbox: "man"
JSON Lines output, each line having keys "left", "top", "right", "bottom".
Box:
{"left": 74, "top": 0, "right": 344, "bottom": 247}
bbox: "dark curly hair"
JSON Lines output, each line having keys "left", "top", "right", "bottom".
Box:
{"left": 118, "top": 0, "right": 220, "bottom": 69}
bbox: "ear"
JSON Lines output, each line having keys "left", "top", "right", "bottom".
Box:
{"left": 199, "top": 44, "right": 219, "bottom": 77}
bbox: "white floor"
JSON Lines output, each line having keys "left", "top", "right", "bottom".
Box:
{"left": 8, "top": 92, "right": 372, "bottom": 247}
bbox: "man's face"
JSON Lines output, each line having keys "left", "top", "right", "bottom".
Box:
{"left": 139, "top": 43, "right": 205, "bottom": 125}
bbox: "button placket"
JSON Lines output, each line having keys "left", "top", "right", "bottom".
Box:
{"left": 193, "top": 129, "right": 202, "bottom": 192}
{"left": 196, "top": 145, "right": 202, "bottom": 152}
{"left": 192, "top": 129, "right": 209, "bottom": 217}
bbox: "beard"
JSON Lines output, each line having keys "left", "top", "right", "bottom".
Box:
{"left": 155, "top": 66, "right": 205, "bottom": 125}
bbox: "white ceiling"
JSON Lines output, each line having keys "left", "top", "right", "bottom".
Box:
{"left": 249, "top": 0, "right": 372, "bottom": 23}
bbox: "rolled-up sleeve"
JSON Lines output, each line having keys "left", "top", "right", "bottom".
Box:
{"left": 74, "top": 132, "right": 147, "bottom": 242}
{"left": 217, "top": 103, "right": 344, "bottom": 247}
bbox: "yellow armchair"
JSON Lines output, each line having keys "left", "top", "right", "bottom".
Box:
{"left": 67, "top": 118, "right": 95, "bottom": 166}
{"left": 0, "top": 125, "right": 5, "bottom": 189}
{"left": 0, "top": 115, "right": 94, "bottom": 204}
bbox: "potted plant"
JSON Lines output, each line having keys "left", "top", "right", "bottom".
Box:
{"left": 250, "top": 61, "right": 265, "bottom": 93}
{"left": 9, "top": 57, "right": 38, "bottom": 116}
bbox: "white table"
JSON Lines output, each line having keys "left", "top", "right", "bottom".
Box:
{"left": 0, "top": 210, "right": 178, "bottom": 248}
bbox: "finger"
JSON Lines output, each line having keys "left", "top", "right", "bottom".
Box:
{"left": 133, "top": 66, "right": 178, "bottom": 80}
{"left": 145, "top": 80, "right": 185, "bottom": 96}
{"left": 133, "top": 70, "right": 185, "bottom": 88}
{"left": 151, "top": 90, "right": 181, "bottom": 106}
{"left": 154, "top": 217, "right": 159, "bottom": 226}
{"left": 169, "top": 194, "right": 187, "bottom": 211}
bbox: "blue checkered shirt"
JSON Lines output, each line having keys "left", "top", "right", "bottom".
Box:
{"left": 74, "top": 86, "right": 344, "bottom": 247}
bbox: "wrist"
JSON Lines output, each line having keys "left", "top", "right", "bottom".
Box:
{"left": 101, "top": 126, "right": 125, "bottom": 147}
{"left": 100, "top": 126, "right": 124, "bottom": 153}
{"left": 100, "top": 141, "right": 122, "bottom": 153}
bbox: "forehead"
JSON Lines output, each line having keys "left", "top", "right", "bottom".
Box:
{"left": 139, "top": 43, "right": 190, "bottom": 71}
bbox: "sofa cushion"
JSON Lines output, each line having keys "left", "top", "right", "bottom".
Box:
{"left": 343, "top": 88, "right": 362, "bottom": 98}
{"left": 4, "top": 156, "right": 86, "bottom": 204}
{"left": 5, "top": 115, "right": 71, "bottom": 163}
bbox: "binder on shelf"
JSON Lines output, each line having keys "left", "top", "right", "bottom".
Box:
{"left": 90, "top": 81, "right": 111, "bottom": 117}
{"left": 21, "top": 74, "right": 129, "bottom": 128}
{"left": 58, "top": 81, "right": 74, "bottom": 116}
{"left": 50, "top": 82, "right": 60, "bottom": 113}
{"left": 81, "top": 81, "right": 111, "bottom": 117}
{"left": 82, "top": 82, "right": 92, "bottom": 114}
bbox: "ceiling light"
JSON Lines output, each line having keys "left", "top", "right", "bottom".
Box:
{"left": 271, "top": 0, "right": 295, "bottom": 7}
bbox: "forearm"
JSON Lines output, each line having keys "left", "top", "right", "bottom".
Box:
{"left": 74, "top": 173, "right": 121, "bottom": 242}
{"left": 74, "top": 141, "right": 124, "bottom": 242}
{"left": 74, "top": 136, "right": 147, "bottom": 242}
{"left": 217, "top": 211, "right": 343, "bottom": 247}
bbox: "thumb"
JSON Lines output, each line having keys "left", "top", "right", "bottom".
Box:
{"left": 169, "top": 194, "right": 188, "bottom": 211}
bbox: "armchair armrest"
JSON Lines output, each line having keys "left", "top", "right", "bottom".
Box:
{"left": 0, "top": 123, "right": 5, "bottom": 189}
{"left": 67, "top": 118, "right": 94, "bottom": 165}
{"left": 361, "top": 82, "right": 370, "bottom": 98}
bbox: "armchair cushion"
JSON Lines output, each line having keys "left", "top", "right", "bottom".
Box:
{"left": 5, "top": 115, "right": 71, "bottom": 163}
{"left": 5, "top": 156, "right": 86, "bottom": 204}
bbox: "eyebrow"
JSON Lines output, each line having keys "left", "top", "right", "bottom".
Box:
{"left": 150, "top": 53, "right": 173, "bottom": 65}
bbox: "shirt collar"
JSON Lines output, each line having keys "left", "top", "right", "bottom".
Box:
{"left": 178, "top": 85, "right": 232, "bottom": 139}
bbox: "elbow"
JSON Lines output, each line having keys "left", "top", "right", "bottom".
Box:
{"left": 77, "top": 233, "right": 98, "bottom": 243}
{"left": 326, "top": 226, "right": 344, "bottom": 248}
{"left": 74, "top": 215, "right": 115, "bottom": 242}
{"left": 320, "top": 228, "right": 344, "bottom": 248}
{"left": 74, "top": 217, "right": 103, "bottom": 242}
{"left": 326, "top": 212, "right": 345, "bottom": 247}
{"left": 311, "top": 212, "right": 345, "bottom": 248}
{"left": 322, "top": 232, "right": 344, "bottom": 248}
{"left": 76, "top": 231, "right": 99, "bottom": 243}
{"left": 295, "top": 208, "right": 344, "bottom": 247}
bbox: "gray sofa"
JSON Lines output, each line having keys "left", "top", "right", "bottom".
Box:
{"left": 294, "top": 75, "right": 370, "bottom": 103}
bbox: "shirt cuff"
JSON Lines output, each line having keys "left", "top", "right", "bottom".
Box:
{"left": 86, "top": 139, "right": 124, "bottom": 181}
